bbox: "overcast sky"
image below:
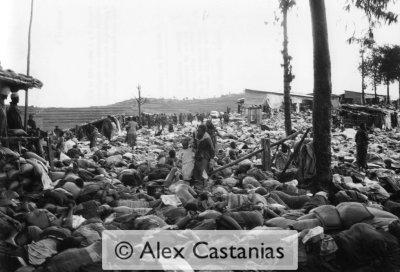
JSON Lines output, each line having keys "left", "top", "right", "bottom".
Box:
{"left": 0, "top": 0, "right": 399, "bottom": 107}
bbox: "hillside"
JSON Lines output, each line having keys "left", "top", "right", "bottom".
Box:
{"left": 25, "top": 93, "right": 243, "bottom": 131}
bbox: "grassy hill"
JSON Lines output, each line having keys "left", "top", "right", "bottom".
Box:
{"left": 24, "top": 93, "right": 243, "bottom": 131}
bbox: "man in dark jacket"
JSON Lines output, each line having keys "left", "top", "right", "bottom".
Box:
{"left": 193, "top": 125, "right": 215, "bottom": 184}
{"left": 355, "top": 123, "right": 369, "bottom": 171}
{"left": 0, "top": 86, "right": 10, "bottom": 138}
{"left": 7, "top": 92, "right": 23, "bottom": 130}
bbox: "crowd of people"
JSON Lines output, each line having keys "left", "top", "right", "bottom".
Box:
{"left": 3, "top": 97, "right": 400, "bottom": 271}
{"left": 137, "top": 111, "right": 230, "bottom": 134}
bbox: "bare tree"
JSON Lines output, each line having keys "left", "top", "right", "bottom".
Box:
{"left": 309, "top": 0, "right": 332, "bottom": 189}
{"left": 280, "top": 0, "right": 296, "bottom": 136}
{"left": 136, "top": 84, "right": 147, "bottom": 126}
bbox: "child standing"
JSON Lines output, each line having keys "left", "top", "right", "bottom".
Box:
{"left": 178, "top": 138, "right": 195, "bottom": 181}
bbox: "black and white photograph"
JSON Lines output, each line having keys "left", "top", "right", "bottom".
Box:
{"left": 1, "top": 0, "right": 400, "bottom": 271}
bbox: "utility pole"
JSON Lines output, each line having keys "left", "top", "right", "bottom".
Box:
{"left": 361, "top": 46, "right": 365, "bottom": 105}
{"left": 136, "top": 84, "right": 146, "bottom": 126}
{"left": 25, "top": 0, "right": 34, "bottom": 130}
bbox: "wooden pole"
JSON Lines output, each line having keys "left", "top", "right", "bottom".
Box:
{"left": 269, "top": 130, "right": 301, "bottom": 147}
{"left": 266, "top": 138, "right": 271, "bottom": 170}
{"left": 210, "top": 148, "right": 263, "bottom": 175}
{"left": 210, "top": 129, "right": 305, "bottom": 175}
{"left": 24, "top": 90, "right": 28, "bottom": 130}
{"left": 280, "top": 127, "right": 311, "bottom": 175}
{"left": 137, "top": 84, "right": 141, "bottom": 126}
{"left": 0, "top": 136, "right": 40, "bottom": 141}
{"left": 25, "top": 0, "right": 34, "bottom": 131}
{"left": 261, "top": 138, "right": 271, "bottom": 171}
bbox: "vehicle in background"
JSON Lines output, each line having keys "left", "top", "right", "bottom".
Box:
{"left": 210, "top": 111, "right": 220, "bottom": 119}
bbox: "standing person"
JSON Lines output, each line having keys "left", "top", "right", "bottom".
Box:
{"left": 147, "top": 114, "right": 152, "bottom": 129}
{"left": 355, "top": 123, "right": 369, "bottom": 171}
{"left": 126, "top": 117, "right": 138, "bottom": 148}
{"left": 87, "top": 123, "right": 98, "bottom": 149}
{"left": 55, "top": 130, "right": 67, "bottom": 157}
{"left": 188, "top": 113, "right": 193, "bottom": 124}
{"left": 161, "top": 114, "right": 167, "bottom": 131}
{"left": 182, "top": 113, "right": 187, "bottom": 124}
{"left": 101, "top": 116, "right": 114, "bottom": 140}
{"left": 0, "top": 86, "right": 10, "bottom": 139}
{"left": 54, "top": 126, "right": 63, "bottom": 137}
{"left": 168, "top": 121, "right": 174, "bottom": 133}
{"left": 178, "top": 138, "right": 195, "bottom": 181}
{"left": 179, "top": 113, "right": 184, "bottom": 126}
{"left": 166, "top": 149, "right": 177, "bottom": 166}
{"left": 275, "top": 143, "right": 292, "bottom": 171}
{"left": 193, "top": 125, "right": 215, "bottom": 184}
{"left": 27, "top": 114, "right": 37, "bottom": 130}
{"left": 155, "top": 114, "right": 160, "bottom": 131}
{"left": 205, "top": 120, "right": 220, "bottom": 150}
{"left": 198, "top": 113, "right": 204, "bottom": 124}
{"left": 7, "top": 92, "right": 23, "bottom": 129}
{"left": 223, "top": 112, "right": 230, "bottom": 126}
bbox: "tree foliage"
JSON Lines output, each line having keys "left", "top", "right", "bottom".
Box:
{"left": 378, "top": 45, "right": 400, "bottom": 83}
{"left": 359, "top": 46, "right": 383, "bottom": 96}
{"left": 345, "top": 0, "right": 398, "bottom": 26}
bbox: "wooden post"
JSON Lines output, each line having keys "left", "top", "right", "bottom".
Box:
{"left": 280, "top": 127, "right": 311, "bottom": 176}
{"left": 16, "top": 141, "right": 21, "bottom": 171}
{"left": 210, "top": 148, "right": 264, "bottom": 175}
{"left": 210, "top": 129, "right": 302, "bottom": 175}
{"left": 266, "top": 138, "right": 271, "bottom": 170}
{"left": 25, "top": 0, "right": 34, "bottom": 131}
{"left": 261, "top": 138, "right": 272, "bottom": 171}
{"left": 256, "top": 108, "right": 262, "bottom": 125}
{"left": 24, "top": 89, "right": 28, "bottom": 131}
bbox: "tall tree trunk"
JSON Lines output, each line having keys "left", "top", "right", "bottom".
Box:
{"left": 361, "top": 49, "right": 365, "bottom": 105}
{"left": 283, "top": 4, "right": 292, "bottom": 136}
{"left": 374, "top": 71, "right": 377, "bottom": 101}
{"left": 309, "top": 0, "right": 332, "bottom": 188}
{"left": 387, "top": 79, "right": 390, "bottom": 104}
{"left": 398, "top": 79, "right": 400, "bottom": 108}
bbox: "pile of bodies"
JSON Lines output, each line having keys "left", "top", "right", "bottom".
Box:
{"left": 2, "top": 111, "right": 400, "bottom": 272}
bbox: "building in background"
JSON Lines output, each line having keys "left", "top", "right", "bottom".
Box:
{"left": 339, "top": 90, "right": 387, "bottom": 105}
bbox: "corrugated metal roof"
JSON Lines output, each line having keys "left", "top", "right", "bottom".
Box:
{"left": 244, "top": 89, "right": 313, "bottom": 105}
